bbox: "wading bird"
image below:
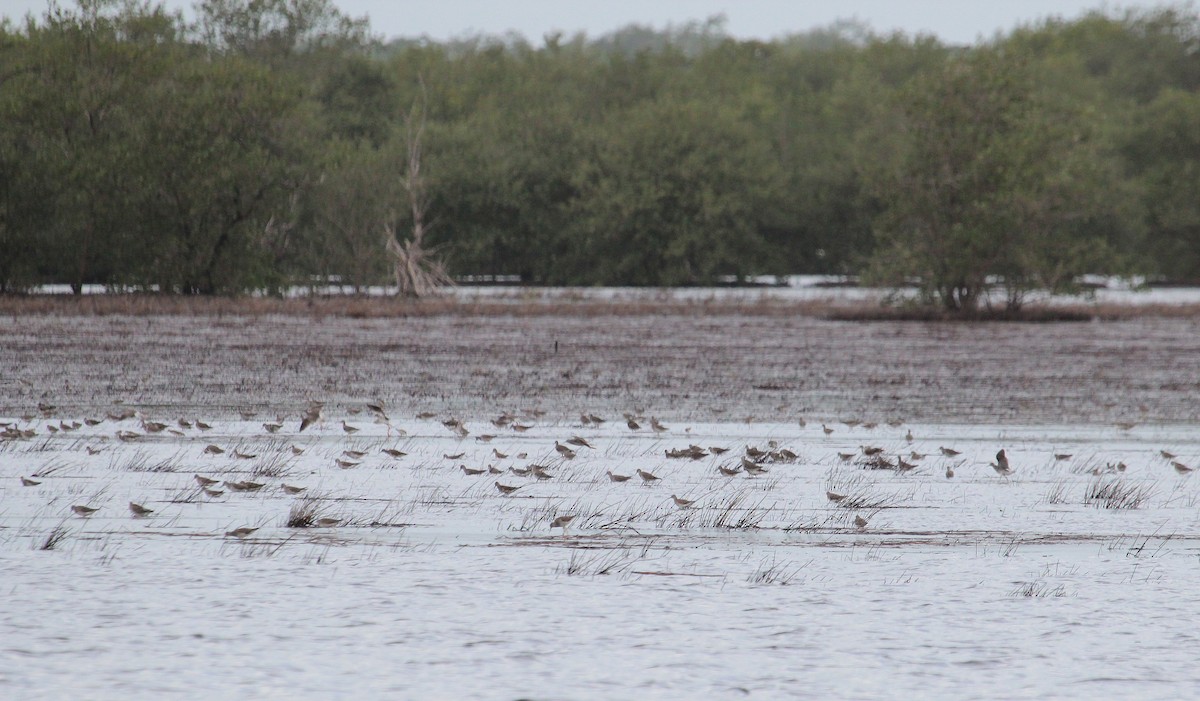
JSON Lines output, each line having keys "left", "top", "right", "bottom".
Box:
{"left": 991, "top": 449, "right": 1013, "bottom": 477}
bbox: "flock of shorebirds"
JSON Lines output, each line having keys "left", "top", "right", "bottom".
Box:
{"left": 3, "top": 401, "right": 1195, "bottom": 536}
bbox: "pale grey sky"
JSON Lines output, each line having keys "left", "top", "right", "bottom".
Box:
{"left": 0, "top": 1, "right": 1169, "bottom": 44}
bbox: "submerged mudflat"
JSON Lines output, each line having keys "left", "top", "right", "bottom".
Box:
{"left": 2, "top": 311, "right": 1199, "bottom": 699}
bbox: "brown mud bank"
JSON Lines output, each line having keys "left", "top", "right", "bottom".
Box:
{"left": 3, "top": 293, "right": 1200, "bottom": 320}
{"left": 2, "top": 310, "right": 1196, "bottom": 424}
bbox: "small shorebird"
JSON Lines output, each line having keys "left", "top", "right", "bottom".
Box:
{"left": 461, "top": 465, "right": 485, "bottom": 476}
{"left": 940, "top": 447, "right": 962, "bottom": 457}
{"left": 861, "top": 446, "right": 883, "bottom": 456}
{"left": 554, "top": 442, "right": 577, "bottom": 459}
{"left": 566, "top": 436, "right": 594, "bottom": 449}
{"left": 1054, "top": 453, "right": 1073, "bottom": 461}
{"left": 343, "top": 450, "right": 367, "bottom": 459}
{"left": 488, "top": 466, "right": 503, "bottom": 474}
{"left": 203, "top": 444, "right": 225, "bottom": 455}
{"left": 826, "top": 490, "right": 847, "bottom": 503}
{"left": 530, "top": 465, "right": 554, "bottom": 480}
{"left": 838, "top": 452, "right": 855, "bottom": 462}
{"left": 717, "top": 465, "right": 741, "bottom": 477}
{"left": 822, "top": 424, "right": 834, "bottom": 435}
{"left": 315, "top": 518, "right": 341, "bottom": 528}
{"left": 444, "top": 452, "right": 465, "bottom": 460}
{"left": 626, "top": 419, "right": 640, "bottom": 430}
{"left": 225, "top": 527, "right": 258, "bottom": 538}
{"left": 742, "top": 463, "right": 768, "bottom": 476}
{"left": 1173, "top": 461, "right": 1194, "bottom": 475}
{"left": 607, "top": 471, "right": 632, "bottom": 482}
{"left": 335, "top": 459, "right": 360, "bottom": 469}
{"left": 233, "top": 450, "right": 257, "bottom": 460}
{"left": 202, "top": 487, "right": 225, "bottom": 497}
{"left": 195, "top": 475, "right": 219, "bottom": 487}
{"left": 896, "top": 457, "right": 918, "bottom": 473}
{"left": 945, "top": 464, "right": 955, "bottom": 479}
{"left": 341, "top": 421, "right": 359, "bottom": 434}
{"left": 20, "top": 476, "right": 41, "bottom": 486}
{"left": 382, "top": 448, "right": 407, "bottom": 458}
{"left": 550, "top": 515, "right": 576, "bottom": 533}
{"left": 263, "top": 422, "right": 283, "bottom": 433}
{"left": 509, "top": 466, "right": 531, "bottom": 477}
{"left": 854, "top": 515, "right": 869, "bottom": 529}
{"left": 905, "top": 429, "right": 914, "bottom": 443}
{"left": 991, "top": 449, "right": 1014, "bottom": 477}
{"left": 71, "top": 505, "right": 99, "bottom": 517}
{"left": 128, "top": 502, "right": 154, "bottom": 517}
{"left": 178, "top": 419, "right": 193, "bottom": 429}
{"left": 494, "top": 482, "right": 521, "bottom": 495}
{"left": 1161, "top": 450, "right": 1177, "bottom": 460}
{"left": 671, "top": 494, "right": 695, "bottom": 508}
{"left": 281, "top": 484, "right": 306, "bottom": 495}
{"left": 195, "top": 420, "right": 213, "bottom": 431}
{"left": 650, "top": 417, "right": 668, "bottom": 433}
{"left": 910, "top": 451, "right": 927, "bottom": 460}
{"left": 492, "top": 449, "right": 508, "bottom": 459}
{"left": 709, "top": 446, "right": 730, "bottom": 455}
{"left": 636, "top": 469, "right": 660, "bottom": 484}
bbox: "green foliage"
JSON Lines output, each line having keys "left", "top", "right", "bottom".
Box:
{"left": 864, "top": 48, "right": 1131, "bottom": 311}
{"left": 0, "top": 2, "right": 1198, "bottom": 296}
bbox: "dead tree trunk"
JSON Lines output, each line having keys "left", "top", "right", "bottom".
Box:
{"left": 388, "top": 81, "right": 453, "bottom": 298}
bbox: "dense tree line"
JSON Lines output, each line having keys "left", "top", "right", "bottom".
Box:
{"left": 1, "top": 1, "right": 1198, "bottom": 308}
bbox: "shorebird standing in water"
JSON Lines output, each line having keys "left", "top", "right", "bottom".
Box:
{"left": 129, "top": 502, "right": 154, "bottom": 517}
{"left": 550, "top": 515, "right": 576, "bottom": 534}
{"left": 671, "top": 494, "right": 695, "bottom": 508}
{"left": 636, "top": 469, "right": 660, "bottom": 484}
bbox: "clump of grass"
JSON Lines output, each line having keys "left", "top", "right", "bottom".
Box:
{"left": 286, "top": 496, "right": 333, "bottom": 528}
{"left": 251, "top": 450, "right": 294, "bottom": 478}
{"left": 703, "top": 492, "right": 774, "bottom": 529}
{"left": 559, "top": 549, "right": 639, "bottom": 577}
{"left": 1043, "top": 479, "right": 1072, "bottom": 505}
{"left": 117, "top": 449, "right": 182, "bottom": 473}
{"left": 1084, "top": 478, "right": 1154, "bottom": 510}
{"left": 747, "top": 557, "right": 807, "bottom": 585}
{"left": 38, "top": 524, "right": 71, "bottom": 551}
{"left": 1009, "top": 580, "right": 1068, "bottom": 598}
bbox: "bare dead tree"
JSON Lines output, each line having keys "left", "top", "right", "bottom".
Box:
{"left": 387, "top": 79, "right": 453, "bottom": 298}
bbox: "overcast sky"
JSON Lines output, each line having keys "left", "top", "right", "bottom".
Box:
{"left": 0, "top": 1, "right": 1167, "bottom": 44}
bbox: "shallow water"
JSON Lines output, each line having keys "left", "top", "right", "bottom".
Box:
{"left": 3, "top": 415, "right": 1199, "bottom": 699}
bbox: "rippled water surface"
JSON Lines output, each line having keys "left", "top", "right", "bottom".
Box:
{"left": 3, "top": 417, "right": 1199, "bottom": 700}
